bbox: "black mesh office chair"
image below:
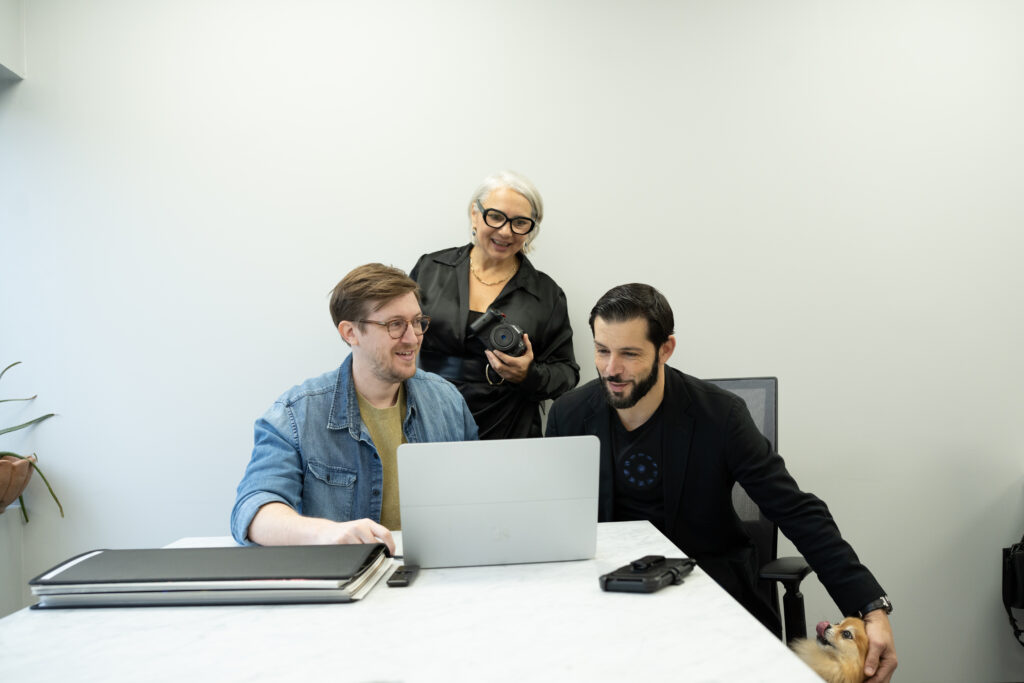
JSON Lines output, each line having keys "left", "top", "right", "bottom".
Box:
{"left": 706, "top": 377, "right": 813, "bottom": 643}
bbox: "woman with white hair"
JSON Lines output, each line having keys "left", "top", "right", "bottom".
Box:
{"left": 410, "top": 171, "right": 579, "bottom": 439}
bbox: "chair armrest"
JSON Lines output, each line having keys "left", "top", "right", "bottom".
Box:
{"left": 761, "top": 555, "right": 814, "bottom": 643}
{"left": 760, "top": 555, "right": 812, "bottom": 588}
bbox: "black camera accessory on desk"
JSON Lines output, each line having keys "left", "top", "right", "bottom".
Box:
{"left": 469, "top": 308, "right": 527, "bottom": 358}
{"left": 599, "top": 555, "right": 696, "bottom": 594}
{"left": 387, "top": 564, "right": 419, "bottom": 588}
{"left": 1003, "top": 533, "right": 1024, "bottom": 646}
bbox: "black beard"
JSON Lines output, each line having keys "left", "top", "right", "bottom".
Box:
{"left": 599, "top": 356, "right": 660, "bottom": 409}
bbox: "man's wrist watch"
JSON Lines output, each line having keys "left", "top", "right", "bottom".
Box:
{"left": 856, "top": 595, "right": 893, "bottom": 618}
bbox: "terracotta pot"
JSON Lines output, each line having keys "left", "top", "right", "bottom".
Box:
{"left": 0, "top": 455, "right": 35, "bottom": 513}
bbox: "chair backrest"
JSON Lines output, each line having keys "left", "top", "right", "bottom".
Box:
{"left": 705, "top": 377, "right": 779, "bottom": 602}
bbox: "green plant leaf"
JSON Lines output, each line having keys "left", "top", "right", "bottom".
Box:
{"left": 0, "top": 361, "right": 20, "bottom": 383}
{"left": 0, "top": 413, "right": 55, "bottom": 436}
{"left": 0, "top": 396, "right": 39, "bottom": 403}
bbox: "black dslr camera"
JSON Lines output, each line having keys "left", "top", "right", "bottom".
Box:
{"left": 469, "top": 308, "right": 527, "bottom": 357}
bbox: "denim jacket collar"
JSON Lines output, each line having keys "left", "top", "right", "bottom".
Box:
{"left": 327, "top": 354, "right": 417, "bottom": 438}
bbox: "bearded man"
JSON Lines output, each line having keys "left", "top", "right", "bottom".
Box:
{"left": 545, "top": 283, "right": 896, "bottom": 683}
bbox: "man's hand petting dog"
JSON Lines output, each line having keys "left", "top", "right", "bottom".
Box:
{"left": 792, "top": 613, "right": 896, "bottom": 683}
{"left": 862, "top": 610, "right": 896, "bottom": 682}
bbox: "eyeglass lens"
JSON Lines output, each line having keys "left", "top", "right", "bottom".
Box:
{"left": 386, "top": 317, "right": 430, "bottom": 338}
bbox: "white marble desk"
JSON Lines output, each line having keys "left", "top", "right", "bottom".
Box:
{"left": 0, "top": 521, "right": 818, "bottom": 682}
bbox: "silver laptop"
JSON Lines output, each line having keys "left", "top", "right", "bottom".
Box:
{"left": 397, "top": 435, "right": 600, "bottom": 568}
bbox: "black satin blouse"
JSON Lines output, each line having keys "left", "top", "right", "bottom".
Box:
{"left": 410, "top": 244, "right": 580, "bottom": 439}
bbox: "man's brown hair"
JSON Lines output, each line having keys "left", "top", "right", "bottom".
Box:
{"left": 329, "top": 263, "right": 421, "bottom": 329}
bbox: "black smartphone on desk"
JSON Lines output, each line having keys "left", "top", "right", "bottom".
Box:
{"left": 599, "top": 555, "right": 696, "bottom": 593}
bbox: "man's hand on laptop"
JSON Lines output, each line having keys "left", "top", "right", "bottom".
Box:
{"left": 319, "top": 518, "right": 396, "bottom": 555}
{"left": 249, "top": 503, "right": 395, "bottom": 554}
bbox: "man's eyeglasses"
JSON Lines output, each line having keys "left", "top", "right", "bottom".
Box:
{"left": 475, "top": 200, "right": 536, "bottom": 235}
{"left": 358, "top": 316, "right": 431, "bottom": 339}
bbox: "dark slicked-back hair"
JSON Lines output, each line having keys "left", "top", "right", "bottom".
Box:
{"left": 329, "top": 263, "right": 420, "bottom": 328}
{"left": 588, "top": 283, "right": 674, "bottom": 348}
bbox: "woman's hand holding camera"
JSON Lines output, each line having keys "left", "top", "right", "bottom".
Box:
{"left": 485, "top": 333, "right": 535, "bottom": 383}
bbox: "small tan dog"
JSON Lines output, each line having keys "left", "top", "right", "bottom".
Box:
{"left": 792, "top": 617, "right": 870, "bottom": 683}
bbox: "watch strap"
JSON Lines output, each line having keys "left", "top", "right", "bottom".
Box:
{"left": 856, "top": 595, "right": 893, "bottom": 618}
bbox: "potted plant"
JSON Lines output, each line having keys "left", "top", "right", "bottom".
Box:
{"left": 0, "top": 362, "right": 63, "bottom": 522}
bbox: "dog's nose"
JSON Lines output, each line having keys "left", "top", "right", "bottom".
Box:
{"left": 815, "top": 621, "right": 830, "bottom": 638}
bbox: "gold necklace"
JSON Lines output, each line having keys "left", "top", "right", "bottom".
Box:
{"left": 469, "top": 256, "right": 518, "bottom": 287}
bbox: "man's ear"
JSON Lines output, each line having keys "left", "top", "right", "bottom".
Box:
{"left": 338, "top": 321, "right": 358, "bottom": 347}
{"left": 658, "top": 335, "right": 676, "bottom": 365}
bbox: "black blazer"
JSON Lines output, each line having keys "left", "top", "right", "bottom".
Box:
{"left": 546, "top": 366, "right": 884, "bottom": 633}
{"left": 411, "top": 244, "right": 579, "bottom": 438}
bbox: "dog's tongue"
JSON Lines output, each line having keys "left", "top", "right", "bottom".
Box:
{"left": 815, "top": 621, "right": 830, "bottom": 638}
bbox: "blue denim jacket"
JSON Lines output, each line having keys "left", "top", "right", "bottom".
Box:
{"left": 230, "top": 355, "right": 478, "bottom": 544}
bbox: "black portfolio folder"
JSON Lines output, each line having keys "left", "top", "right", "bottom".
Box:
{"left": 29, "top": 543, "right": 391, "bottom": 608}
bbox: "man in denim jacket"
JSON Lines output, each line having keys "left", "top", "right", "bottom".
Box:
{"left": 231, "top": 264, "right": 478, "bottom": 553}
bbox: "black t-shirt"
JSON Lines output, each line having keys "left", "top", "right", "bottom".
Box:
{"left": 610, "top": 404, "right": 666, "bottom": 532}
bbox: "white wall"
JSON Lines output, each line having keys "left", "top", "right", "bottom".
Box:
{"left": 1, "top": 2, "right": 1023, "bottom": 680}
{"left": 0, "top": 0, "right": 24, "bottom": 78}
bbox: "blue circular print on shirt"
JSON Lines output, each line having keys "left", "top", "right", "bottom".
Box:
{"left": 622, "top": 452, "right": 659, "bottom": 488}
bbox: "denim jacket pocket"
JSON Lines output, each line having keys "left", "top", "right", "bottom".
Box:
{"left": 304, "top": 460, "right": 358, "bottom": 522}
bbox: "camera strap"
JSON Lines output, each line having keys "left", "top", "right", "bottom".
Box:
{"left": 484, "top": 365, "right": 505, "bottom": 386}
{"left": 1003, "top": 533, "right": 1024, "bottom": 647}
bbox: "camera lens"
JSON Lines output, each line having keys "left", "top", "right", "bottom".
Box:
{"left": 490, "top": 325, "right": 516, "bottom": 352}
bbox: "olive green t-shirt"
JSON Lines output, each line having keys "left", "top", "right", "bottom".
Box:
{"left": 356, "top": 385, "right": 407, "bottom": 530}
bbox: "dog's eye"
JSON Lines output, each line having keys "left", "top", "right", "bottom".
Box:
{"left": 841, "top": 630, "right": 853, "bottom": 639}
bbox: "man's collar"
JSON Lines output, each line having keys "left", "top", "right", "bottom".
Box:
{"left": 662, "top": 364, "right": 691, "bottom": 410}
{"left": 327, "top": 355, "right": 355, "bottom": 431}
{"left": 350, "top": 358, "right": 404, "bottom": 409}
{"left": 329, "top": 355, "right": 416, "bottom": 433}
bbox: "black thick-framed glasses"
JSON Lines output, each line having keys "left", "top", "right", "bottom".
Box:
{"left": 475, "top": 200, "right": 536, "bottom": 235}
{"left": 358, "top": 316, "right": 431, "bottom": 339}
